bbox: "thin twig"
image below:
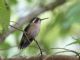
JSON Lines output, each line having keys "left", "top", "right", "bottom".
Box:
{"left": 10, "top": 24, "right": 33, "bottom": 48}
{"left": 10, "top": 21, "right": 32, "bottom": 45}
{"left": 9, "top": 25, "right": 24, "bottom": 32}
{"left": 24, "top": 33, "right": 31, "bottom": 45}
{"left": 54, "top": 51, "right": 78, "bottom": 55}
{"left": 42, "top": 47, "right": 80, "bottom": 57}
{"left": 33, "top": 39, "right": 43, "bottom": 60}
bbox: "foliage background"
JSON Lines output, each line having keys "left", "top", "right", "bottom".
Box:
{"left": 0, "top": 0, "right": 80, "bottom": 58}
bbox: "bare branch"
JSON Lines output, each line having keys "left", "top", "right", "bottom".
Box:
{"left": 33, "top": 39, "right": 43, "bottom": 60}
{"left": 0, "top": 55, "right": 79, "bottom": 60}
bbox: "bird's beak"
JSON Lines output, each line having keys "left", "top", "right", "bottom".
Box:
{"left": 40, "top": 18, "right": 48, "bottom": 21}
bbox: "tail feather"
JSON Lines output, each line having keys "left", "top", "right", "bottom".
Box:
{"left": 19, "top": 38, "right": 33, "bottom": 49}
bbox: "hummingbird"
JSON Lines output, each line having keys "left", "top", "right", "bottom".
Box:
{"left": 19, "top": 17, "right": 47, "bottom": 49}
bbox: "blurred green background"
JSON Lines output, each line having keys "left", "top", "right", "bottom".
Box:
{"left": 0, "top": 0, "right": 80, "bottom": 58}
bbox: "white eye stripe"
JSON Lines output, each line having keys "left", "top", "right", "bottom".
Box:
{"left": 33, "top": 18, "right": 37, "bottom": 23}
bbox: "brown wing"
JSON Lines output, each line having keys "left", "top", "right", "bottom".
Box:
{"left": 19, "top": 24, "right": 33, "bottom": 49}
{"left": 19, "top": 17, "right": 39, "bottom": 49}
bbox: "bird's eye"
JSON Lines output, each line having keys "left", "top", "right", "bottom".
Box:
{"left": 33, "top": 18, "right": 40, "bottom": 23}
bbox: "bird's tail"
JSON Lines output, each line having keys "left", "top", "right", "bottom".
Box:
{"left": 19, "top": 38, "right": 33, "bottom": 49}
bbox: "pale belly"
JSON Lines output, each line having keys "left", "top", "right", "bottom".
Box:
{"left": 27, "top": 24, "right": 40, "bottom": 38}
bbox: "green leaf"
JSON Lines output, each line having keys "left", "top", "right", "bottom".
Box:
{"left": 59, "top": 2, "right": 80, "bottom": 35}
{"left": 27, "top": 0, "right": 32, "bottom": 3}
{"left": 66, "top": 2, "right": 80, "bottom": 23}
{"left": 8, "top": 0, "right": 17, "bottom": 5}
{"left": 0, "top": 42, "right": 10, "bottom": 49}
{"left": 0, "top": 42, "right": 10, "bottom": 57}
{"left": 0, "top": 0, "right": 10, "bottom": 33}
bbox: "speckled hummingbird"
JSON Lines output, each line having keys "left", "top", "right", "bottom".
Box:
{"left": 19, "top": 17, "right": 47, "bottom": 49}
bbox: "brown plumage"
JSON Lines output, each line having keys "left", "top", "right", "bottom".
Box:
{"left": 19, "top": 17, "right": 41, "bottom": 49}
